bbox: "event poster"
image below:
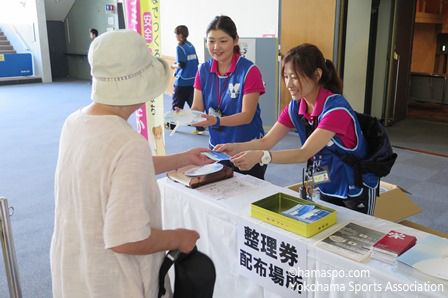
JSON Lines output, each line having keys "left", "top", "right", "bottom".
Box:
{"left": 239, "top": 38, "right": 256, "bottom": 64}
{"left": 123, "top": 0, "right": 165, "bottom": 156}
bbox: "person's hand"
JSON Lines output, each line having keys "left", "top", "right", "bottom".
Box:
{"left": 191, "top": 114, "right": 217, "bottom": 127}
{"left": 185, "top": 148, "right": 213, "bottom": 166}
{"left": 230, "top": 150, "right": 263, "bottom": 171}
{"left": 175, "top": 229, "right": 200, "bottom": 254}
{"left": 170, "top": 63, "right": 177, "bottom": 69}
{"left": 214, "top": 143, "right": 240, "bottom": 156}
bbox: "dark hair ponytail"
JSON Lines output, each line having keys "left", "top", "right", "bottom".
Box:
{"left": 174, "top": 25, "right": 189, "bottom": 44}
{"left": 233, "top": 44, "right": 240, "bottom": 54}
{"left": 322, "top": 59, "right": 343, "bottom": 94}
{"left": 206, "top": 15, "right": 240, "bottom": 55}
{"left": 282, "top": 44, "right": 343, "bottom": 94}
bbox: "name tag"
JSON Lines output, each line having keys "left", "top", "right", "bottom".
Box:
{"left": 187, "top": 54, "right": 197, "bottom": 60}
{"left": 313, "top": 165, "right": 331, "bottom": 185}
{"left": 208, "top": 107, "right": 222, "bottom": 117}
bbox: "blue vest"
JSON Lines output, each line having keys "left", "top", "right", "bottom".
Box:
{"left": 198, "top": 56, "right": 264, "bottom": 147}
{"left": 174, "top": 41, "right": 198, "bottom": 86}
{"left": 289, "top": 95, "right": 379, "bottom": 198}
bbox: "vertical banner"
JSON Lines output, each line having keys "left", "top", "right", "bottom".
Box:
{"left": 123, "top": 0, "right": 165, "bottom": 156}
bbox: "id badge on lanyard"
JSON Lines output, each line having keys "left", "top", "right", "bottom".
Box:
{"left": 208, "top": 107, "right": 222, "bottom": 118}
{"left": 208, "top": 106, "right": 224, "bottom": 131}
{"left": 311, "top": 155, "right": 331, "bottom": 185}
{"left": 215, "top": 74, "right": 229, "bottom": 114}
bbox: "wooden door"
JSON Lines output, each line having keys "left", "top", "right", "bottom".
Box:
{"left": 279, "top": 0, "right": 337, "bottom": 113}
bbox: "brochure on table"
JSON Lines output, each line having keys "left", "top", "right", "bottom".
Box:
{"left": 397, "top": 234, "right": 448, "bottom": 282}
{"left": 315, "top": 222, "right": 386, "bottom": 262}
{"left": 371, "top": 230, "right": 417, "bottom": 264}
{"left": 196, "top": 175, "right": 270, "bottom": 200}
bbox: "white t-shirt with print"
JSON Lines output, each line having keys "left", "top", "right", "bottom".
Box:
{"left": 50, "top": 110, "right": 170, "bottom": 298}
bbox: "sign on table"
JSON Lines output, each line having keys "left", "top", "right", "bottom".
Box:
{"left": 238, "top": 217, "right": 307, "bottom": 297}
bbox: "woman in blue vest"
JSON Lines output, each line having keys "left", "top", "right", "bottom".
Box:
{"left": 167, "top": 25, "right": 205, "bottom": 134}
{"left": 215, "top": 44, "right": 379, "bottom": 214}
{"left": 191, "top": 15, "right": 267, "bottom": 179}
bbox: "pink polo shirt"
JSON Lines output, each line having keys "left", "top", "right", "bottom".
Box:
{"left": 278, "top": 88, "right": 357, "bottom": 149}
{"left": 194, "top": 53, "right": 265, "bottom": 95}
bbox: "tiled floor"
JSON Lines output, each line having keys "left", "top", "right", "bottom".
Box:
{"left": 386, "top": 117, "right": 448, "bottom": 156}
{"left": 408, "top": 100, "right": 448, "bottom": 124}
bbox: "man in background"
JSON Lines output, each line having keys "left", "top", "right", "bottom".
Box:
{"left": 89, "top": 28, "right": 98, "bottom": 39}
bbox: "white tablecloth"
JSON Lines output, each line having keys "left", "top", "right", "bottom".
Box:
{"left": 158, "top": 175, "right": 447, "bottom": 298}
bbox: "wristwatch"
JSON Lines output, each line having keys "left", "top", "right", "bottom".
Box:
{"left": 259, "top": 150, "right": 272, "bottom": 166}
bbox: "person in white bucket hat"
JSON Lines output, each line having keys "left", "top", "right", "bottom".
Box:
{"left": 50, "top": 30, "right": 211, "bottom": 298}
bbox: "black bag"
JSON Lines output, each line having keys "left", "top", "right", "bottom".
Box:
{"left": 158, "top": 247, "right": 216, "bottom": 298}
{"left": 328, "top": 112, "right": 398, "bottom": 188}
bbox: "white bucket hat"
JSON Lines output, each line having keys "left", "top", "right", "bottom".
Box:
{"left": 88, "top": 29, "right": 170, "bottom": 106}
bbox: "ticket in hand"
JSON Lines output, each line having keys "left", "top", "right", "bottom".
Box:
{"left": 201, "top": 151, "right": 231, "bottom": 161}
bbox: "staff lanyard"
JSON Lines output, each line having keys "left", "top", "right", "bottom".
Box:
{"left": 305, "top": 116, "right": 318, "bottom": 174}
{"left": 215, "top": 74, "right": 230, "bottom": 109}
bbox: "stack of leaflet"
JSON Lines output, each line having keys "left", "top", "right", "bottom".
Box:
{"left": 281, "top": 203, "right": 331, "bottom": 224}
{"left": 397, "top": 234, "right": 448, "bottom": 283}
{"left": 315, "top": 222, "right": 386, "bottom": 262}
{"left": 371, "top": 230, "right": 417, "bottom": 264}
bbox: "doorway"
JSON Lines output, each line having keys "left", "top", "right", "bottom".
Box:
{"left": 338, "top": 0, "right": 415, "bottom": 124}
{"left": 372, "top": 0, "right": 448, "bottom": 155}
{"left": 384, "top": 0, "right": 416, "bottom": 125}
{"left": 277, "top": 0, "right": 447, "bottom": 154}
{"left": 339, "top": 0, "right": 448, "bottom": 155}
{"left": 279, "top": 0, "right": 447, "bottom": 125}
{"left": 408, "top": 0, "right": 448, "bottom": 124}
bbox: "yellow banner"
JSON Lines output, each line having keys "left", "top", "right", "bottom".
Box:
{"left": 0, "top": 54, "right": 4, "bottom": 62}
{"left": 140, "top": 0, "right": 165, "bottom": 156}
{"left": 124, "top": 0, "right": 165, "bottom": 156}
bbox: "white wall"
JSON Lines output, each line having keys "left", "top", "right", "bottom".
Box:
{"left": 0, "top": 1, "right": 33, "bottom": 53}
{"left": 343, "top": 0, "right": 372, "bottom": 112}
{"left": 160, "top": 0, "right": 279, "bottom": 62}
{"left": 0, "top": 0, "right": 52, "bottom": 82}
{"left": 34, "top": 0, "right": 52, "bottom": 82}
{"left": 44, "top": 0, "right": 76, "bottom": 21}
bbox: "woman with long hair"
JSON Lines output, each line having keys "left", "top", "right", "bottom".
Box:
{"left": 215, "top": 43, "right": 379, "bottom": 214}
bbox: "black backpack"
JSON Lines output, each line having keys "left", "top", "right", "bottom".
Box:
{"left": 299, "top": 111, "right": 397, "bottom": 190}
{"left": 327, "top": 112, "right": 397, "bottom": 188}
{"left": 158, "top": 247, "right": 216, "bottom": 298}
